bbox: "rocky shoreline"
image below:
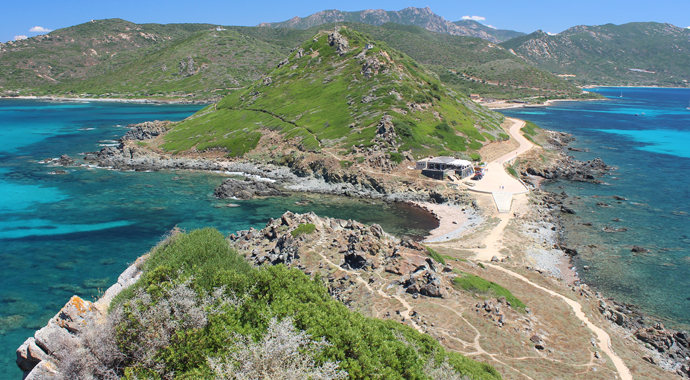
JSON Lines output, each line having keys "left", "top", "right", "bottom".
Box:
{"left": 27, "top": 119, "right": 690, "bottom": 378}
{"left": 47, "top": 121, "right": 478, "bottom": 207}
{"left": 520, "top": 132, "right": 690, "bottom": 378}
{"left": 0, "top": 95, "right": 214, "bottom": 105}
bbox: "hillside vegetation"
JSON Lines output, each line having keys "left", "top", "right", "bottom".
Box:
{"left": 501, "top": 22, "right": 690, "bottom": 87}
{"left": 161, "top": 28, "right": 504, "bottom": 159}
{"left": 346, "top": 23, "right": 584, "bottom": 100}
{"left": 62, "top": 227, "right": 501, "bottom": 379}
{"left": 0, "top": 18, "right": 578, "bottom": 101}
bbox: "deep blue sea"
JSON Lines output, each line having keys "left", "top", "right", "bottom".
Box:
{"left": 502, "top": 87, "right": 690, "bottom": 330}
{"left": 0, "top": 99, "right": 437, "bottom": 376}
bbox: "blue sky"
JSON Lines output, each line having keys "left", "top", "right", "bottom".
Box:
{"left": 3, "top": 0, "right": 689, "bottom": 43}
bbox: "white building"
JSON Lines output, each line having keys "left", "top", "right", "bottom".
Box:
{"left": 416, "top": 156, "right": 474, "bottom": 179}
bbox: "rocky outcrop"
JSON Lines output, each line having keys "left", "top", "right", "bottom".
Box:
{"left": 327, "top": 31, "right": 349, "bottom": 55}
{"left": 374, "top": 115, "right": 400, "bottom": 148}
{"left": 229, "top": 211, "right": 454, "bottom": 304}
{"left": 17, "top": 259, "right": 144, "bottom": 379}
{"left": 525, "top": 156, "right": 613, "bottom": 183}
{"left": 122, "top": 120, "right": 172, "bottom": 141}
{"left": 213, "top": 178, "right": 288, "bottom": 200}
{"left": 595, "top": 297, "right": 690, "bottom": 377}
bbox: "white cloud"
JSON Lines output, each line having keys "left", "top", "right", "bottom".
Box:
{"left": 546, "top": 32, "right": 557, "bottom": 35}
{"left": 485, "top": 24, "right": 497, "bottom": 29}
{"left": 29, "top": 26, "right": 52, "bottom": 33}
{"left": 14, "top": 35, "right": 28, "bottom": 40}
{"left": 461, "top": 15, "right": 486, "bottom": 21}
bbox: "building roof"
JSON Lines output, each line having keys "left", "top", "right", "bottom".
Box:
{"left": 428, "top": 156, "right": 456, "bottom": 164}
{"left": 448, "top": 159, "right": 472, "bottom": 167}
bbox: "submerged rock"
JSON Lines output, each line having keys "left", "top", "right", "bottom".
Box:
{"left": 213, "top": 178, "right": 288, "bottom": 200}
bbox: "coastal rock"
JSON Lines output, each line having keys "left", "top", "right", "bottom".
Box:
{"left": 525, "top": 155, "right": 613, "bottom": 183}
{"left": 122, "top": 120, "right": 172, "bottom": 141}
{"left": 631, "top": 245, "right": 650, "bottom": 253}
{"left": 17, "top": 259, "right": 145, "bottom": 379}
{"left": 56, "top": 155, "right": 74, "bottom": 166}
{"left": 213, "top": 178, "right": 288, "bottom": 200}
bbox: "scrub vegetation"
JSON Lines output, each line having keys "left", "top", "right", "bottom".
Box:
{"left": 61, "top": 228, "right": 502, "bottom": 379}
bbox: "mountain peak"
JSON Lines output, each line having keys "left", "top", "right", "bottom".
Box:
{"left": 257, "top": 7, "right": 523, "bottom": 43}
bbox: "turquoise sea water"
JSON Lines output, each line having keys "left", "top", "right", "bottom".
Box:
{"left": 501, "top": 87, "right": 690, "bottom": 330}
{"left": 0, "top": 100, "right": 437, "bottom": 376}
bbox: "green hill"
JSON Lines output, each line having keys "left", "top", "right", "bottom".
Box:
{"left": 501, "top": 22, "right": 690, "bottom": 87}
{"left": 161, "top": 28, "right": 504, "bottom": 159}
{"left": 0, "top": 18, "right": 582, "bottom": 101}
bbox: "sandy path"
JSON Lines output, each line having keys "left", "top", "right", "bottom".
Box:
{"left": 464, "top": 118, "right": 633, "bottom": 379}
{"left": 470, "top": 118, "right": 531, "bottom": 195}
{"left": 485, "top": 263, "right": 633, "bottom": 380}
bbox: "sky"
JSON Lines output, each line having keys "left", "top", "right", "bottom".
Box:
{"left": 3, "top": 0, "right": 689, "bottom": 43}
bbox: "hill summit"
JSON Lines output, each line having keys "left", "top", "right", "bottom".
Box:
{"left": 162, "top": 27, "right": 504, "bottom": 161}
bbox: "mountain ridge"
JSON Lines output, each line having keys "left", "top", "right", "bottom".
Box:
{"left": 257, "top": 7, "right": 523, "bottom": 43}
{"left": 501, "top": 22, "right": 690, "bottom": 87}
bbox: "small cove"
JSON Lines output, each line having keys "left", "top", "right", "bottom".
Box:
{"left": 0, "top": 100, "right": 437, "bottom": 376}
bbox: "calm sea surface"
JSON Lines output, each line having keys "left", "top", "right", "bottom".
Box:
{"left": 502, "top": 87, "right": 690, "bottom": 330}
{"left": 0, "top": 100, "right": 437, "bottom": 376}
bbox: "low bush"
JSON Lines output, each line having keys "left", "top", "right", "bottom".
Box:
{"left": 426, "top": 247, "right": 446, "bottom": 265}
{"left": 453, "top": 271, "right": 525, "bottom": 309}
{"left": 291, "top": 223, "right": 316, "bottom": 237}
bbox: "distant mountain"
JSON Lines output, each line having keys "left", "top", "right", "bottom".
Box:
{"left": 452, "top": 20, "right": 525, "bottom": 42}
{"left": 0, "top": 18, "right": 581, "bottom": 101}
{"left": 257, "top": 7, "right": 523, "bottom": 43}
{"left": 501, "top": 22, "right": 690, "bottom": 87}
{"left": 347, "top": 23, "right": 582, "bottom": 99}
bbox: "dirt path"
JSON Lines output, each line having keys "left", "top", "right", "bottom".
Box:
{"left": 466, "top": 118, "right": 633, "bottom": 380}
{"left": 313, "top": 242, "right": 424, "bottom": 333}
{"left": 486, "top": 263, "right": 633, "bottom": 380}
{"left": 470, "top": 118, "right": 531, "bottom": 195}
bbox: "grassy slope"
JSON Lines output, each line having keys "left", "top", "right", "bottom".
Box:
{"left": 112, "top": 228, "right": 502, "bottom": 379}
{"left": 501, "top": 22, "right": 690, "bottom": 87}
{"left": 162, "top": 28, "right": 504, "bottom": 158}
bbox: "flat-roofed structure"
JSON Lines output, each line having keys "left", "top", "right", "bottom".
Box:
{"left": 416, "top": 156, "right": 474, "bottom": 179}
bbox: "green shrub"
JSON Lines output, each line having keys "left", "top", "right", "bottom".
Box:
{"left": 291, "top": 223, "right": 316, "bottom": 237}
{"left": 453, "top": 271, "right": 525, "bottom": 309}
{"left": 469, "top": 153, "right": 481, "bottom": 161}
{"left": 426, "top": 247, "right": 446, "bottom": 265}
{"left": 389, "top": 152, "right": 404, "bottom": 164}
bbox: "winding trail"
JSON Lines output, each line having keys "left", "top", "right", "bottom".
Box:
{"left": 485, "top": 263, "right": 633, "bottom": 380}
{"left": 466, "top": 118, "right": 634, "bottom": 380}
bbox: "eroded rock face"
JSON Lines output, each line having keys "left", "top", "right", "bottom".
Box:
{"left": 213, "top": 178, "right": 288, "bottom": 200}
{"left": 17, "top": 260, "right": 144, "bottom": 379}
{"left": 122, "top": 120, "right": 172, "bottom": 141}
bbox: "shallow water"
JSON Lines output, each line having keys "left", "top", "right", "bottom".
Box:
{"left": 0, "top": 100, "right": 436, "bottom": 376}
{"left": 501, "top": 87, "right": 690, "bottom": 330}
